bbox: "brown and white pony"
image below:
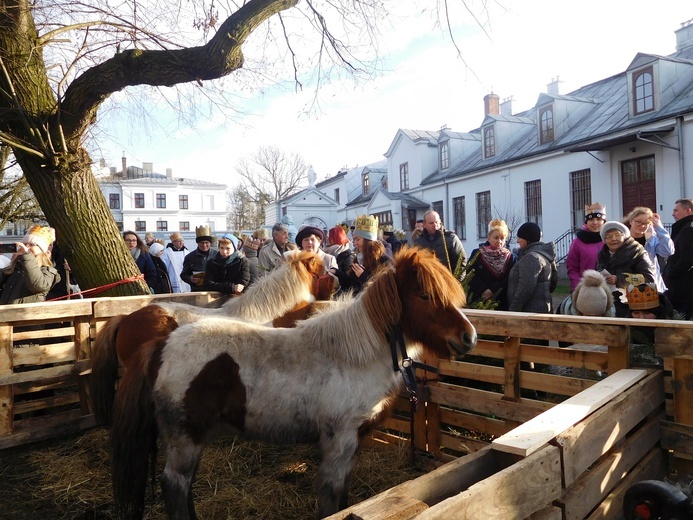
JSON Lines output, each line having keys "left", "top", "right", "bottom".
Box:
{"left": 89, "top": 251, "right": 330, "bottom": 426}
{"left": 110, "top": 248, "right": 477, "bottom": 519}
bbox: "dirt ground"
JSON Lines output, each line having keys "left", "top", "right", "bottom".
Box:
{"left": 0, "top": 427, "right": 426, "bottom": 520}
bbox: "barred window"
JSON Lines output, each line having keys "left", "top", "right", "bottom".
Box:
{"left": 524, "top": 180, "right": 542, "bottom": 228}
{"left": 570, "top": 169, "right": 591, "bottom": 231}
{"left": 476, "top": 191, "right": 491, "bottom": 239}
{"left": 453, "top": 196, "right": 466, "bottom": 240}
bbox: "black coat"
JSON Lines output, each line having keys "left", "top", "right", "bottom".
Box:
{"left": 663, "top": 214, "right": 693, "bottom": 310}
{"left": 180, "top": 248, "right": 216, "bottom": 291}
{"left": 596, "top": 237, "right": 656, "bottom": 288}
{"left": 203, "top": 252, "right": 251, "bottom": 295}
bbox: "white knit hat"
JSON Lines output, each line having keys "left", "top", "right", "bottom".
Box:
{"left": 600, "top": 221, "right": 630, "bottom": 241}
{"left": 22, "top": 225, "right": 55, "bottom": 253}
{"left": 572, "top": 270, "right": 614, "bottom": 316}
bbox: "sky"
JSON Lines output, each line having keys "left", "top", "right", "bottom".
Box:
{"left": 92, "top": 1, "right": 693, "bottom": 189}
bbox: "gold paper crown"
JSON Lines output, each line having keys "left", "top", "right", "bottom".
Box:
{"left": 627, "top": 282, "right": 660, "bottom": 310}
{"left": 195, "top": 225, "right": 212, "bottom": 238}
{"left": 354, "top": 215, "right": 379, "bottom": 240}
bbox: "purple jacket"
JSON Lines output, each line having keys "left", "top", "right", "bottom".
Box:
{"left": 566, "top": 227, "right": 603, "bottom": 291}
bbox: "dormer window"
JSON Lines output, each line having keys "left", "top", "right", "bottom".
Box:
{"left": 539, "top": 106, "right": 554, "bottom": 144}
{"left": 633, "top": 66, "right": 654, "bottom": 115}
{"left": 483, "top": 126, "right": 495, "bottom": 158}
{"left": 440, "top": 141, "right": 450, "bottom": 170}
{"left": 362, "top": 171, "right": 370, "bottom": 196}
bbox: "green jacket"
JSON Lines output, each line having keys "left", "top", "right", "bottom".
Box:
{"left": 0, "top": 253, "right": 61, "bottom": 305}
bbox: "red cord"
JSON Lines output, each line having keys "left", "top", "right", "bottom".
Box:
{"left": 46, "top": 274, "right": 145, "bottom": 301}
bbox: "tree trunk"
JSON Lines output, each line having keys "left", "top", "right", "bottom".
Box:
{"left": 0, "top": 1, "right": 148, "bottom": 296}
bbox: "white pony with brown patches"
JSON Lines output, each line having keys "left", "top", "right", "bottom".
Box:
{"left": 89, "top": 251, "right": 331, "bottom": 425}
{"left": 110, "top": 248, "right": 477, "bottom": 519}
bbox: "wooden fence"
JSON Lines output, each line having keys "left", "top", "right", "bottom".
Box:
{"left": 1, "top": 295, "right": 692, "bottom": 518}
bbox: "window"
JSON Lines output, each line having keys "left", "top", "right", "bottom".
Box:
{"left": 539, "top": 107, "right": 554, "bottom": 143}
{"left": 570, "top": 169, "right": 591, "bottom": 231}
{"left": 381, "top": 175, "right": 387, "bottom": 189}
{"left": 157, "top": 220, "right": 168, "bottom": 232}
{"left": 334, "top": 188, "right": 340, "bottom": 204}
{"left": 399, "top": 162, "right": 409, "bottom": 190}
{"left": 372, "top": 210, "right": 392, "bottom": 228}
{"left": 524, "top": 180, "right": 543, "bottom": 228}
{"left": 179, "top": 221, "right": 190, "bottom": 231}
{"left": 440, "top": 142, "right": 450, "bottom": 170}
{"left": 109, "top": 193, "right": 120, "bottom": 209}
{"left": 156, "top": 193, "right": 166, "bottom": 209}
{"left": 135, "top": 193, "right": 144, "bottom": 208}
{"left": 135, "top": 221, "right": 146, "bottom": 232}
{"left": 483, "top": 127, "right": 495, "bottom": 158}
{"left": 432, "top": 201, "right": 444, "bottom": 227}
{"left": 453, "top": 196, "right": 466, "bottom": 240}
{"left": 362, "top": 172, "right": 370, "bottom": 196}
{"left": 633, "top": 67, "right": 654, "bottom": 114}
{"left": 476, "top": 191, "right": 492, "bottom": 239}
{"left": 179, "top": 195, "right": 189, "bottom": 209}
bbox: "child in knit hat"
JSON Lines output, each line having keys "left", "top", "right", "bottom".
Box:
{"left": 556, "top": 270, "right": 615, "bottom": 317}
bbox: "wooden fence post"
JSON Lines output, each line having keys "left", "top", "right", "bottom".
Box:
{"left": 0, "top": 324, "right": 14, "bottom": 435}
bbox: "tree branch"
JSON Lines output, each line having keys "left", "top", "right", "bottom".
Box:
{"left": 59, "top": 0, "right": 298, "bottom": 142}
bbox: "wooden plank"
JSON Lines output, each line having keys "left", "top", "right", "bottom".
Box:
{"left": 0, "top": 324, "right": 13, "bottom": 436}
{"left": 429, "top": 384, "right": 552, "bottom": 424}
{"left": 0, "top": 299, "right": 92, "bottom": 322}
{"left": 464, "top": 310, "right": 631, "bottom": 346}
{"left": 521, "top": 370, "right": 598, "bottom": 396}
{"left": 0, "top": 410, "right": 96, "bottom": 449}
{"left": 661, "top": 420, "right": 693, "bottom": 456}
{"left": 557, "top": 371, "right": 664, "bottom": 486}
{"left": 0, "top": 363, "right": 80, "bottom": 386}
{"left": 655, "top": 325, "right": 693, "bottom": 357}
{"left": 91, "top": 292, "right": 219, "bottom": 318}
{"left": 585, "top": 447, "right": 667, "bottom": 520}
{"left": 559, "top": 412, "right": 662, "bottom": 519}
{"left": 504, "top": 336, "right": 521, "bottom": 401}
{"left": 14, "top": 391, "right": 81, "bottom": 414}
{"left": 672, "top": 356, "right": 693, "bottom": 425}
{"left": 324, "top": 446, "right": 506, "bottom": 520}
{"left": 527, "top": 506, "right": 563, "bottom": 520}
{"left": 492, "top": 369, "right": 648, "bottom": 457}
{"left": 437, "top": 360, "right": 504, "bottom": 384}
{"left": 413, "top": 445, "right": 562, "bottom": 520}
{"left": 520, "top": 344, "right": 608, "bottom": 372}
{"left": 12, "top": 342, "right": 77, "bottom": 366}
{"left": 439, "top": 408, "right": 509, "bottom": 438}
{"left": 440, "top": 432, "right": 488, "bottom": 455}
{"left": 12, "top": 325, "right": 75, "bottom": 341}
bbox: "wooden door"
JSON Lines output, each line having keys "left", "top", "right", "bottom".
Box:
{"left": 621, "top": 155, "right": 656, "bottom": 214}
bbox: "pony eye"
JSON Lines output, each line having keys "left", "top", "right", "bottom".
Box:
{"left": 420, "top": 293, "right": 430, "bottom": 301}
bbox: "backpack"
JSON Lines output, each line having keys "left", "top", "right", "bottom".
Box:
{"left": 151, "top": 256, "right": 173, "bottom": 294}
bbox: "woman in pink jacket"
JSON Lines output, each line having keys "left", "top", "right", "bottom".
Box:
{"left": 566, "top": 203, "right": 606, "bottom": 291}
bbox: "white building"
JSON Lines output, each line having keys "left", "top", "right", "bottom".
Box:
{"left": 270, "top": 20, "right": 693, "bottom": 262}
{"left": 98, "top": 160, "right": 227, "bottom": 242}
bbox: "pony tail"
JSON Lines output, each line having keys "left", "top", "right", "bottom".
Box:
{"left": 89, "top": 315, "right": 125, "bottom": 426}
{"left": 111, "top": 341, "right": 160, "bottom": 519}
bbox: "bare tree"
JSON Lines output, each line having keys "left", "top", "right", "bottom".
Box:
{"left": 226, "top": 184, "right": 265, "bottom": 231}
{"left": 0, "top": 1, "right": 484, "bottom": 295}
{"left": 236, "top": 145, "right": 307, "bottom": 203}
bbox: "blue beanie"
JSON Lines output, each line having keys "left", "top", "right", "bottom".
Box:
{"left": 221, "top": 233, "right": 239, "bottom": 250}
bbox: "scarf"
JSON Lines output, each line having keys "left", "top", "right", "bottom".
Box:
{"left": 478, "top": 244, "right": 511, "bottom": 278}
{"left": 130, "top": 248, "right": 141, "bottom": 261}
{"left": 576, "top": 229, "right": 602, "bottom": 244}
{"left": 224, "top": 250, "right": 239, "bottom": 266}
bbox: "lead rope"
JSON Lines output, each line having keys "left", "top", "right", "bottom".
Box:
{"left": 388, "top": 324, "right": 439, "bottom": 463}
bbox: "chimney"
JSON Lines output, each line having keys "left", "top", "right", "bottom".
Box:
{"left": 676, "top": 19, "right": 693, "bottom": 51}
{"left": 143, "top": 162, "right": 153, "bottom": 174}
{"left": 484, "top": 93, "right": 500, "bottom": 116}
{"left": 500, "top": 97, "right": 513, "bottom": 117}
{"left": 109, "top": 166, "right": 117, "bottom": 176}
{"left": 121, "top": 154, "right": 127, "bottom": 177}
{"left": 547, "top": 77, "right": 560, "bottom": 95}
{"left": 166, "top": 168, "right": 172, "bottom": 179}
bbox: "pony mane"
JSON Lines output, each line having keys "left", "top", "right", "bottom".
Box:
{"left": 219, "top": 251, "right": 323, "bottom": 321}
{"left": 294, "top": 265, "right": 401, "bottom": 367}
{"left": 393, "top": 247, "right": 466, "bottom": 308}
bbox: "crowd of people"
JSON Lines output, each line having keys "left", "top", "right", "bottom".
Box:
{"left": 2, "top": 200, "right": 691, "bottom": 324}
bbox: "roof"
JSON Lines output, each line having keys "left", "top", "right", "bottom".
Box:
{"left": 420, "top": 44, "right": 693, "bottom": 186}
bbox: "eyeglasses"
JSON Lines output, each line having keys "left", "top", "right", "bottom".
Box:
{"left": 124, "top": 238, "right": 137, "bottom": 242}
{"left": 604, "top": 232, "right": 624, "bottom": 240}
{"left": 632, "top": 220, "right": 650, "bottom": 226}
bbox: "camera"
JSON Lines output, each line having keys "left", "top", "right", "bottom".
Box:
{"left": 0, "top": 243, "right": 17, "bottom": 253}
